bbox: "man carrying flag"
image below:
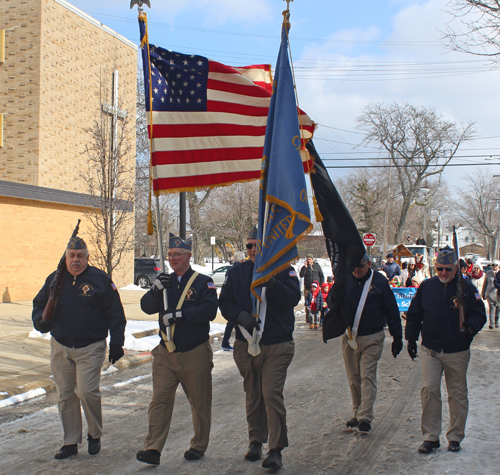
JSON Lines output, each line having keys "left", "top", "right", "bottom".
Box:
{"left": 219, "top": 11, "right": 309, "bottom": 471}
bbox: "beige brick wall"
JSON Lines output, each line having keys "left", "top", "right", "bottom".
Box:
{"left": 0, "top": 0, "right": 137, "bottom": 302}
{"left": 0, "top": 195, "right": 134, "bottom": 302}
{"left": 1, "top": 0, "right": 42, "bottom": 183}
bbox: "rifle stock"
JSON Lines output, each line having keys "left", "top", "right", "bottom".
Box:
{"left": 41, "top": 220, "right": 81, "bottom": 322}
{"left": 452, "top": 226, "right": 465, "bottom": 332}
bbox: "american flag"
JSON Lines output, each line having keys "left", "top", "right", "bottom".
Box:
{"left": 139, "top": 19, "right": 315, "bottom": 194}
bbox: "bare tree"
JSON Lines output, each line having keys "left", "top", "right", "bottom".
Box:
{"left": 187, "top": 190, "right": 212, "bottom": 265}
{"left": 443, "top": 1, "right": 500, "bottom": 62}
{"left": 82, "top": 72, "right": 135, "bottom": 279}
{"left": 356, "top": 102, "right": 475, "bottom": 244}
{"left": 451, "top": 169, "right": 499, "bottom": 257}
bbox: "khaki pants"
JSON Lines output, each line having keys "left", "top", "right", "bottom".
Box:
{"left": 342, "top": 331, "right": 385, "bottom": 422}
{"left": 233, "top": 339, "right": 295, "bottom": 450}
{"left": 50, "top": 338, "right": 106, "bottom": 445}
{"left": 421, "top": 346, "right": 470, "bottom": 443}
{"left": 144, "top": 341, "right": 213, "bottom": 453}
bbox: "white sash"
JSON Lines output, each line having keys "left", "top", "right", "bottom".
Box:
{"left": 346, "top": 270, "right": 374, "bottom": 350}
{"left": 239, "top": 288, "right": 267, "bottom": 356}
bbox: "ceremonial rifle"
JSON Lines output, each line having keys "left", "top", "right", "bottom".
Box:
{"left": 41, "top": 220, "right": 81, "bottom": 322}
{"left": 452, "top": 225, "right": 465, "bottom": 332}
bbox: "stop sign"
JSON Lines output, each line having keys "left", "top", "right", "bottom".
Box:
{"left": 363, "top": 233, "right": 376, "bottom": 247}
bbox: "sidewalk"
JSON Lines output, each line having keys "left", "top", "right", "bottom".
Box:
{"left": 0, "top": 289, "right": 229, "bottom": 401}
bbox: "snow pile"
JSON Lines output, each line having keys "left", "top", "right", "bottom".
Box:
{"left": 0, "top": 388, "right": 46, "bottom": 408}
{"left": 28, "top": 330, "right": 51, "bottom": 340}
{"left": 120, "top": 284, "right": 147, "bottom": 291}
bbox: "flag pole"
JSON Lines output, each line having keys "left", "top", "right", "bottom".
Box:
{"left": 132, "top": 0, "right": 173, "bottom": 345}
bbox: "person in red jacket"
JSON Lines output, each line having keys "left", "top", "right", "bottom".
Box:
{"left": 305, "top": 281, "right": 323, "bottom": 329}
{"left": 320, "top": 282, "right": 330, "bottom": 326}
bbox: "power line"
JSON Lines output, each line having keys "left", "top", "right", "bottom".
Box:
{"left": 325, "top": 162, "right": 500, "bottom": 169}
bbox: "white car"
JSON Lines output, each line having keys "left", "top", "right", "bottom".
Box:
{"left": 209, "top": 265, "right": 232, "bottom": 287}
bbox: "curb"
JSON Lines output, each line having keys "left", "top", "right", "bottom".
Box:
{"left": 0, "top": 331, "right": 225, "bottom": 404}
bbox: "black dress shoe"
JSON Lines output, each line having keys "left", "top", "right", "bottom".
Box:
{"left": 448, "top": 441, "right": 461, "bottom": 452}
{"left": 358, "top": 419, "right": 371, "bottom": 432}
{"left": 88, "top": 434, "right": 101, "bottom": 455}
{"left": 136, "top": 449, "right": 161, "bottom": 465}
{"left": 346, "top": 418, "right": 359, "bottom": 428}
{"left": 55, "top": 444, "right": 78, "bottom": 460}
{"left": 262, "top": 449, "right": 282, "bottom": 469}
{"left": 245, "top": 441, "right": 263, "bottom": 461}
{"left": 184, "top": 448, "right": 204, "bottom": 460}
{"left": 418, "top": 440, "right": 440, "bottom": 454}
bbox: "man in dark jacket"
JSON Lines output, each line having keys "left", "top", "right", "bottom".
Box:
{"left": 382, "top": 252, "right": 401, "bottom": 281}
{"left": 32, "top": 237, "right": 126, "bottom": 460}
{"left": 299, "top": 254, "right": 324, "bottom": 323}
{"left": 136, "top": 234, "right": 218, "bottom": 466}
{"left": 338, "top": 252, "right": 402, "bottom": 433}
{"left": 219, "top": 228, "right": 301, "bottom": 470}
{"left": 406, "top": 246, "right": 486, "bottom": 454}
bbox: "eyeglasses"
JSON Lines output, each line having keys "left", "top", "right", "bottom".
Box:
{"left": 167, "top": 252, "right": 190, "bottom": 259}
{"left": 246, "top": 243, "right": 257, "bottom": 249}
{"left": 436, "top": 267, "right": 454, "bottom": 272}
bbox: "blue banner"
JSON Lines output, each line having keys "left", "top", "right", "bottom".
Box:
{"left": 251, "top": 21, "right": 312, "bottom": 300}
{"left": 392, "top": 287, "right": 417, "bottom": 312}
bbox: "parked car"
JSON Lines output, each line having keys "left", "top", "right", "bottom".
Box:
{"left": 134, "top": 257, "right": 162, "bottom": 288}
{"left": 209, "top": 265, "right": 232, "bottom": 287}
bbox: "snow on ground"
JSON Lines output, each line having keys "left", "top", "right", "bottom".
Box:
{"left": 119, "top": 284, "right": 147, "bottom": 291}
{"left": 0, "top": 388, "right": 46, "bottom": 409}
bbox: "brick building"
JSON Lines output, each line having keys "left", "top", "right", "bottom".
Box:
{"left": 0, "top": 0, "right": 137, "bottom": 301}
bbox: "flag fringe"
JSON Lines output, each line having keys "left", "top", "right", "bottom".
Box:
{"left": 147, "top": 209, "right": 154, "bottom": 235}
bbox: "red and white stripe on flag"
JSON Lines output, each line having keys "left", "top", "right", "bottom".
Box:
{"left": 148, "top": 61, "right": 315, "bottom": 194}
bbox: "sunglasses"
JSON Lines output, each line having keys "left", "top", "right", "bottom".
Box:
{"left": 246, "top": 243, "right": 257, "bottom": 249}
{"left": 356, "top": 261, "right": 368, "bottom": 268}
{"left": 436, "top": 267, "right": 454, "bottom": 272}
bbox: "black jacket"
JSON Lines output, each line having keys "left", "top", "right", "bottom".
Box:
{"left": 405, "top": 274, "right": 486, "bottom": 353}
{"left": 140, "top": 267, "right": 218, "bottom": 353}
{"left": 219, "top": 260, "right": 301, "bottom": 345}
{"left": 299, "top": 262, "right": 324, "bottom": 290}
{"left": 344, "top": 269, "right": 402, "bottom": 337}
{"left": 32, "top": 266, "right": 126, "bottom": 349}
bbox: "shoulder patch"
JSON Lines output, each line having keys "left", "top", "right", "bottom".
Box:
{"left": 289, "top": 270, "right": 298, "bottom": 278}
{"left": 475, "top": 292, "right": 482, "bottom": 300}
{"left": 111, "top": 282, "right": 117, "bottom": 291}
{"left": 207, "top": 282, "right": 216, "bottom": 290}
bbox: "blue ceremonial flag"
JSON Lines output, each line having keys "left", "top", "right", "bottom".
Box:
{"left": 251, "top": 21, "right": 312, "bottom": 299}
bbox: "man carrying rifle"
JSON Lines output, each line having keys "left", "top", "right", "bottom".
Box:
{"left": 136, "top": 234, "right": 218, "bottom": 466}
{"left": 32, "top": 237, "right": 126, "bottom": 460}
{"left": 405, "top": 245, "right": 486, "bottom": 454}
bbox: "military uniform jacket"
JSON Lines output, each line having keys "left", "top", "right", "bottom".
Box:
{"left": 405, "top": 274, "right": 486, "bottom": 353}
{"left": 345, "top": 269, "right": 402, "bottom": 338}
{"left": 219, "top": 260, "right": 301, "bottom": 346}
{"left": 32, "top": 266, "right": 126, "bottom": 349}
{"left": 140, "top": 267, "right": 218, "bottom": 353}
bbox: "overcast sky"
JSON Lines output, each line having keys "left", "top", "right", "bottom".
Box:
{"left": 67, "top": 0, "right": 500, "bottom": 186}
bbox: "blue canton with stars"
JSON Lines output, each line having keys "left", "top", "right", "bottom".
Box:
{"left": 149, "top": 45, "right": 209, "bottom": 112}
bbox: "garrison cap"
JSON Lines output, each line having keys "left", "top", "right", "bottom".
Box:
{"left": 247, "top": 226, "right": 258, "bottom": 240}
{"left": 67, "top": 237, "right": 87, "bottom": 250}
{"left": 435, "top": 246, "right": 457, "bottom": 266}
{"left": 168, "top": 233, "right": 192, "bottom": 251}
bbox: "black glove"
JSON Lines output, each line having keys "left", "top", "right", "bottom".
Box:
{"left": 262, "top": 277, "right": 276, "bottom": 290}
{"left": 464, "top": 324, "right": 475, "bottom": 336}
{"left": 407, "top": 340, "right": 418, "bottom": 360}
{"left": 236, "top": 311, "right": 260, "bottom": 334}
{"left": 153, "top": 273, "right": 171, "bottom": 292}
{"left": 162, "top": 310, "right": 184, "bottom": 326}
{"left": 392, "top": 336, "right": 403, "bottom": 358}
{"left": 34, "top": 317, "right": 53, "bottom": 334}
{"left": 109, "top": 344, "right": 124, "bottom": 364}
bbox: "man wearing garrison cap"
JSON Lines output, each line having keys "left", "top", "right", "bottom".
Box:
{"left": 137, "top": 233, "right": 218, "bottom": 466}
{"left": 32, "top": 236, "right": 126, "bottom": 460}
{"left": 219, "top": 226, "right": 301, "bottom": 469}
{"left": 406, "top": 246, "right": 486, "bottom": 454}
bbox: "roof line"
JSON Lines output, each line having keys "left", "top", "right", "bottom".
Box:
{"left": 52, "top": 0, "right": 137, "bottom": 50}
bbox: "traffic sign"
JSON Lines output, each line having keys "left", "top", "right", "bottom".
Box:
{"left": 363, "top": 233, "right": 376, "bottom": 247}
